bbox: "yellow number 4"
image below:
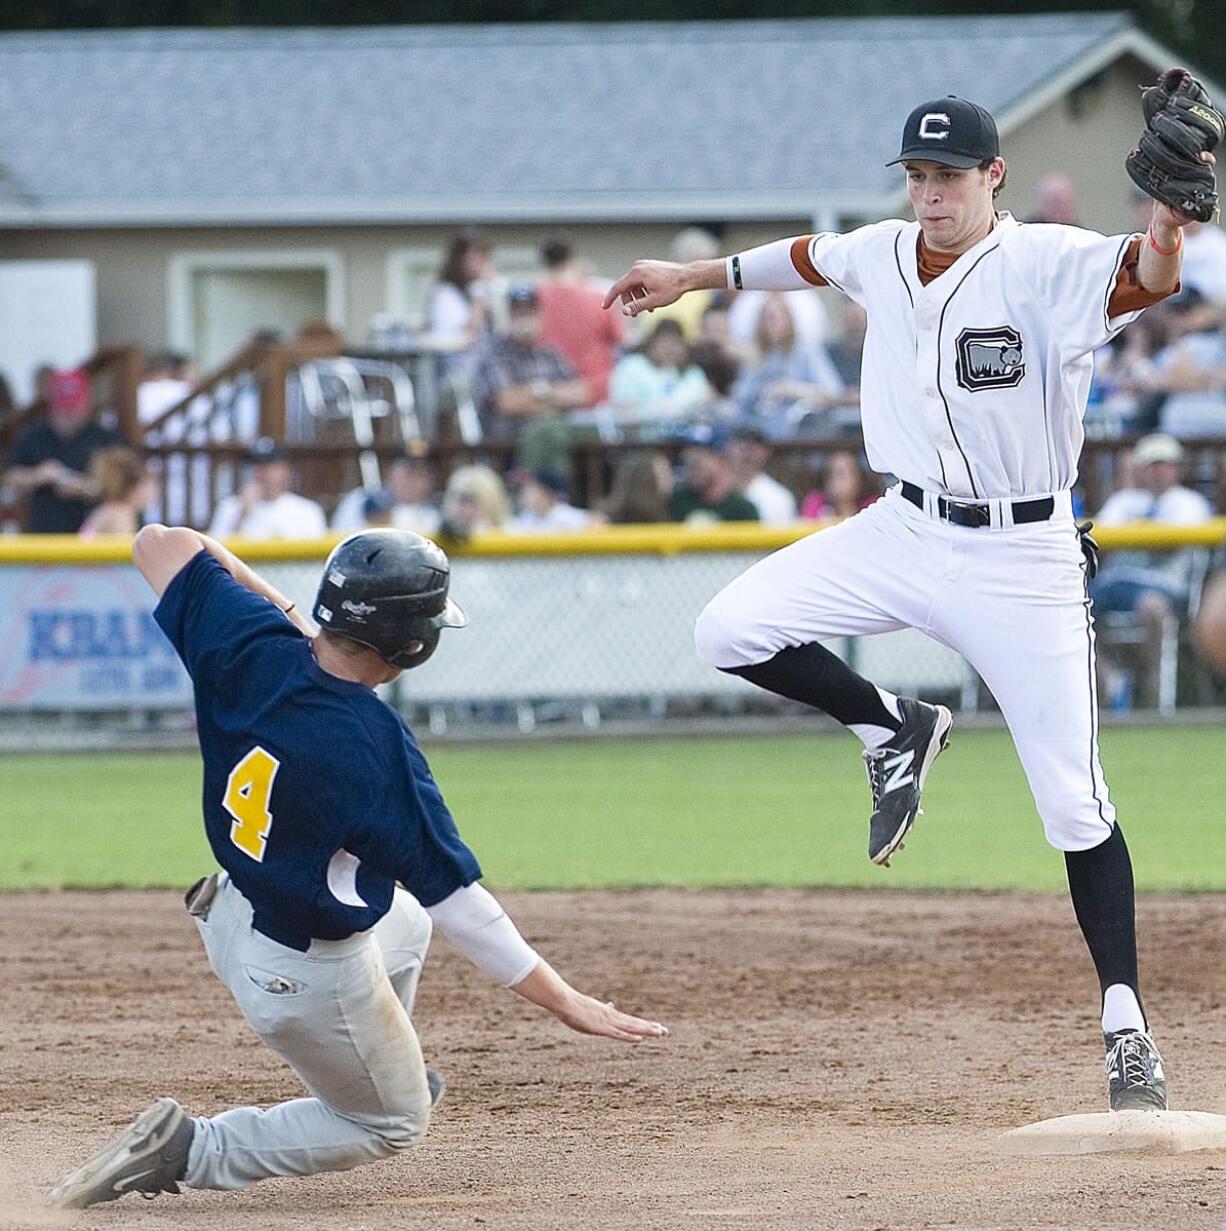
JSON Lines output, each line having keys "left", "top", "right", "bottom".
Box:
{"left": 223, "top": 746, "right": 281, "bottom": 862}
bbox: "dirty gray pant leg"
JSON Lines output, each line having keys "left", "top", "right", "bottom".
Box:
{"left": 184, "top": 879, "right": 433, "bottom": 1190}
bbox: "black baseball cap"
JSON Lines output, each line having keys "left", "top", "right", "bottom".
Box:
{"left": 887, "top": 96, "right": 1000, "bottom": 169}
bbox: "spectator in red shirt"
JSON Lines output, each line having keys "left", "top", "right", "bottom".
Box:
{"left": 3, "top": 369, "right": 122, "bottom": 533}
{"left": 536, "top": 236, "right": 624, "bottom": 406}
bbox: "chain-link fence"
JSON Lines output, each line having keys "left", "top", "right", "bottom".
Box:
{"left": 256, "top": 550, "right": 977, "bottom": 723}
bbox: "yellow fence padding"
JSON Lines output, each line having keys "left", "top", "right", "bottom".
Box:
{"left": 1, "top": 517, "right": 1224, "bottom": 565}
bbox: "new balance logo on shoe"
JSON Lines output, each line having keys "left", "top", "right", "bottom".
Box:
{"left": 879, "top": 751, "right": 915, "bottom": 794}
{"left": 863, "top": 699, "right": 953, "bottom": 866}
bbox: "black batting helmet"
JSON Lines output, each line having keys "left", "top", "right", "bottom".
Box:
{"left": 312, "top": 530, "right": 467, "bottom": 670}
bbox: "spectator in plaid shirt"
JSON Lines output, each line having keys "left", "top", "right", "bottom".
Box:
{"left": 469, "top": 285, "right": 589, "bottom": 471}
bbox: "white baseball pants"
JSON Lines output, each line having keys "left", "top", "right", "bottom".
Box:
{"left": 694, "top": 485, "right": 1115, "bottom": 851}
{"left": 184, "top": 874, "right": 434, "bottom": 1190}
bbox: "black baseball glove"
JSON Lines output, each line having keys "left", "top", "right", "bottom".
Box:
{"left": 1125, "top": 68, "right": 1224, "bottom": 224}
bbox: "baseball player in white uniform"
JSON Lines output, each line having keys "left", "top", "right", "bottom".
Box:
{"left": 605, "top": 93, "right": 1208, "bottom": 1111}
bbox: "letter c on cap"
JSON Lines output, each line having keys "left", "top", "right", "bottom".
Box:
{"left": 918, "top": 112, "right": 950, "bottom": 140}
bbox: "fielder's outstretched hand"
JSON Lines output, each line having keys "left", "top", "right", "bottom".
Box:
{"left": 512, "top": 958, "right": 669, "bottom": 1043}
{"left": 602, "top": 260, "right": 693, "bottom": 318}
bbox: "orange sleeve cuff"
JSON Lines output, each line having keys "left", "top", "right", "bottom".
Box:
{"left": 1107, "top": 236, "right": 1179, "bottom": 317}
{"left": 790, "top": 236, "right": 827, "bottom": 287}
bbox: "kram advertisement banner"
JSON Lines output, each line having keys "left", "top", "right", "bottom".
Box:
{"left": 0, "top": 564, "right": 191, "bottom": 710}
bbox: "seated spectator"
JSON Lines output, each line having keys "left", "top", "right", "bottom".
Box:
{"left": 509, "top": 467, "right": 592, "bottom": 532}
{"left": 699, "top": 300, "right": 733, "bottom": 347}
{"left": 424, "top": 229, "right": 500, "bottom": 360}
{"left": 2, "top": 369, "right": 122, "bottom": 533}
{"left": 208, "top": 438, "right": 327, "bottom": 539}
{"left": 137, "top": 349, "right": 202, "bottom": 527}
{"left": 727, "top": 426, "right": 798, "bottom": 525}
{"left": 332, "top": 449, "right": 442, "bottom": 536}
{"left": 78, "top": 448, "right": 155, "bottom": 538}
{"left": 698, "top": 300, "right": 751, "bottom": 369}
{"left": 689, "top": 338, "right": 742, "bottom": 416}
{"left": 800, "top": 450, "right": 878, "bottom": 520}
{"left": 138, "top": 351, "right": 194, "bottom": 426}
{"left": 608, "top": 319, "right": 712, "bottom": 428}
{"left": 1148, "top": 292, "right": 1226, "bottom": 437}
{"left": 669, "top": 428, "right": 759, "bottom": 524}
{"left": 1087, "top": 310, "right": 1171, "bottom": 436}
{"left": 728, "top": 284, "right": 831, "bottom": 355}
{"left": 1092, "top": 433, "right": 1214, "bottom": 708}
{"left": 1178, "top": 221, "right": 1226, "bottom": 305}
{"left": 536, "top": 235, "right": 624, "bottom": 406}
{"left": 356, "top": 488, "right": 396, "bottom": 529}
{"left": 602, "top": 449, "right": 674, "bottom": 525}
{"left": 469, "top": 285, "right": 588, "bottom": 472}
{"left": 440, "top": 464, "right": 510, "bottom": 536}
{"left": 732, "top": 294, "right": 848, "bottom": 438}
{"left": 826, "top": 300, "right": 867, "bottom": 392}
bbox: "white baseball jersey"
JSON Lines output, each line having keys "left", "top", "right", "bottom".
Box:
{"left": 701, "top": 211, "right": 1177, "bottom": 854}
{"left": 731, "top": 213, "right": 1162, "bottom": 499}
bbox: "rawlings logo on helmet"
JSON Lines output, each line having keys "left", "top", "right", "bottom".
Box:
{"left": 340, "top": 600, "right": 377, "bottom": 620}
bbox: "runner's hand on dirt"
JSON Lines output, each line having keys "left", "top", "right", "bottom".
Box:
{"left": 553, "top": 990, "right": 670, "bottom": 1043}
{"left": 511, "top": 958, "right": 668, "bottom": 1043}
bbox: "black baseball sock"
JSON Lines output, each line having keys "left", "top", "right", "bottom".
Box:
{"left": 723, "top": 642, "right": 902, "bottom": 731}
{"left": 1065, "top": 823, "right": 1146, "bottom": 1032}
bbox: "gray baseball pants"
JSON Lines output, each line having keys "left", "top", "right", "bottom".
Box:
{"left": 183, "top": 873, "right": 434, "bottom": 1190}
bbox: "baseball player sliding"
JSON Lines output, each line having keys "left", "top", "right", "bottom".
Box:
{"left": 49, "top": 527, "right": 666, "bottom": 1208}
{"left": 605, "top": 74, "right": 1221, "bottom": 1112}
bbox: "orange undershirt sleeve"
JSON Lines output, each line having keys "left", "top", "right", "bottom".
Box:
{"left": 789, "top": 236, "right": 828, "bottom": 287}
{"left": 1107, "top": 236, "right": 1179, "bottom": 317}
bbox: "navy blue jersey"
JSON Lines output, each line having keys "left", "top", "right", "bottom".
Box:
{"left": 155, "top": 551, "right": 481, "bottom": 949}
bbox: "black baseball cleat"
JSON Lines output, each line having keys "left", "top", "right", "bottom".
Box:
{"left": 863, "top": 698, "right": 953, "bottom": 866}
{"left": 1105, "top": 1029, "right": 1168, "bottom": 1111}
{"left": 48, "top": 1097, "right": 193, "bottom": 1209}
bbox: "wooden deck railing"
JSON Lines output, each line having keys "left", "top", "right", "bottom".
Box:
{"left": 142, "top": 332, "right": 345, "bottom": 442}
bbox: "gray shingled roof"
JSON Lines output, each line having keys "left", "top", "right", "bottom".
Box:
{"left": 0, "top": 14, "right": 1167, "bottom": 226}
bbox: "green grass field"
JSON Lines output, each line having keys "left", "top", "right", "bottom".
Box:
{"left": 4, "top": 725, "right": 1223, "bottom": 893}
{"left": 9, "top": 718, "right": 1226, "bottom": 896}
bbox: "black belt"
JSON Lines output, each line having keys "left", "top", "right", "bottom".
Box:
{"left": 899, "top": 481, "right": 1054, "bottom": 528}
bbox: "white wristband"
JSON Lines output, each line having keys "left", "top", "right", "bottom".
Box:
{"left": 727, "top": 236, "right": 815, "bottom": 292}
{"left": 426, "top": 882, "right": 539, "bottom": 987}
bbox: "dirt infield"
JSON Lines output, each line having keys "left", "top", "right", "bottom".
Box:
{"left": 1, "top": 889, "right": 1224, "bottom": 1231}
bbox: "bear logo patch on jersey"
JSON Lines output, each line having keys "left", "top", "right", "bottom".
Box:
{"left": 955, "top": 327, "right": 1026, "bottom": 392}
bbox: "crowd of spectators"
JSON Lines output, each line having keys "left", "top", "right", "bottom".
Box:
{"left": 438, "top": 226, "right": 865, "bottom": 453}
{"left": 0, "top": 171, "right": 1218, "bottom": 728}
{"left": 1, "top": 216, "right": 1224, "bottom": 708}
{"left": 1085, "top": 195, "right": 1226, "bottom": 439}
